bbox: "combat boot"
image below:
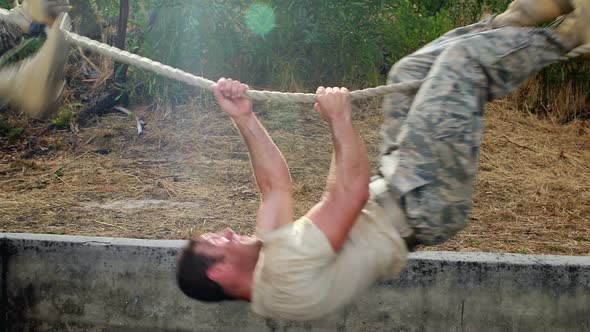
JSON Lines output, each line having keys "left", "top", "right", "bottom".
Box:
{"left": 555, "top": 0, "right": 590, "bottom": 50}
{"left": 3, "top": 0, "right": 71, "bottom": 33}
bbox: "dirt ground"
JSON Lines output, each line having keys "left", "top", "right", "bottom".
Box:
{"left": 1, "top": 99, "right": 589, "bottom": 255}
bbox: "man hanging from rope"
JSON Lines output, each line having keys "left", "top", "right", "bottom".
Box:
{"left": 0, "top": 0, "right": 71, "bottom": 119}
{"left": 176, "top": 0, "right": 588, "bottom": 321}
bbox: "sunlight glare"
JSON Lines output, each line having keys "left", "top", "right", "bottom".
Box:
{"left": 246, "top": 3, "right": 276, "bottom": 36}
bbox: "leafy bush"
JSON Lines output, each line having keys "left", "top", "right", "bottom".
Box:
{"left": 115, "top": 0, "right": 454, "bottom": 101}
{"left": 382, "top": 0, "right": 453, "bottom": 65}
{"left": 0, "top": 119, "right": 23, "bottom": 143}
{"left": 2, "top": 0, "right": 587, "bottom": 119}
{"left": 51, "top": 108, "right": 76, "bottom": 130}
{"left": 446, "top": 0, "right": 511, "bottom": 26}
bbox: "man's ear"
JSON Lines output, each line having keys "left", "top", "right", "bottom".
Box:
{"left": 206, "top": 264, "right": 227, "bottom": 282}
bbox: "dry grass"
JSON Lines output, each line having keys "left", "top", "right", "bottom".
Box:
{"left": 510, "top": 70, "right": 590, "bottom": 122}
{"left": 1, "top": 98, "right": 589, "bottom": 255}
{"left": 431, "top": 100, "right": 590, "bottom": 255}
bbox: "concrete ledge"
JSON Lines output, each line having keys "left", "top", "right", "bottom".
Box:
{"left": 1, "top": 233, "right": 589, "bottom": 332}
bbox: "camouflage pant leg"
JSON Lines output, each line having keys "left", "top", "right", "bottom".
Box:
{"left": 383, "top": 27, "right": 569, "bottom": 245}
{"left": 381, "top": 19, "right": 493, "bottom": 155}
{"left": 0, "top": 19, "right": 24, "bottom": 58}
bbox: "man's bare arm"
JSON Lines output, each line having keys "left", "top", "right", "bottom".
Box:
{"left": 234, "top": 114, "right": 294, "bottom": 230}
{"left": 212, "top": 78, "right": 293, "bottom": 230}
{"left": 306, "top": 87, "right": 370, "bottom": 252}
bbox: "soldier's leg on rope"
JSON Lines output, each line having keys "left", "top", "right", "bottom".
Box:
{"left": 0, "top": 0, "right": 71, "bottom": 119}
{"left": 175, "top": 9, "right": 583, "bottom": 322}
{"left": 379, "top": 18, "right": 571, "bottom": 246}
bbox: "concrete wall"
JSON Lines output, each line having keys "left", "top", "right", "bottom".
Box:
{"left": 1, "top": 233, "right": 589, "bottom": 332}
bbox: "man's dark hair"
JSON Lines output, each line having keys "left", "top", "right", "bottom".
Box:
{"left": 176, "top": 240, "right": 236, "bottom": 302}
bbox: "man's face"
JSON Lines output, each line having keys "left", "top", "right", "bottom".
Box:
{"left": 191, "top": 229, "right": 259, "bottom": 269}
{"left": 189, "top": 229, "right": 260, "bottom": 296}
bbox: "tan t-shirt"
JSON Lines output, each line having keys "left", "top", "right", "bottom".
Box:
{"left": 251, "top": 199, "right": 408, "bottom": 321}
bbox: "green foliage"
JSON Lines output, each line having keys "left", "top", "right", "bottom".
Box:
{"left": 382, "top": 0, "right": 453, "bottom": 65}
{"left": 469, "top": 239, "right": 482, "bottom": 248}
{"left": 15, "top": 0, "right": 585, "bottom": 118}
{"left": 245, "top": 3, "right": 276, "bottom": 36}
{"left": 0, "top": 119, "right": 23, "bottom": 143}
{"left": 9, "top": 160, "right": 37, "bottom": 171}
{"left": 111, "top": 0, "right": 455, "bottom": 102}
{"left": 446, "top": 0, "right": 511, "bottom": 26}
{"left": 0, "top": 37, "right": 45, "bottom": 67}
{"left": 51, "top": 108, "right": 76, "bottom": 130}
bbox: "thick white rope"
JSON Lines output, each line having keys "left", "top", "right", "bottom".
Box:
{"left": 63, "top": 30, "right": 424, "bottom": 103}
{"left": 62, "top": 30, "right": 590, "bottom": 103}
{"left": 0, "top": 10, "right": 588, "bottom": 103}
{"left": 560, "top": 43, "right": 590, "bottom": 61}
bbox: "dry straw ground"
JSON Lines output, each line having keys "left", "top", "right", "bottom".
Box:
{"left": 1, "top": 98, "right": 589, "bottom": 255}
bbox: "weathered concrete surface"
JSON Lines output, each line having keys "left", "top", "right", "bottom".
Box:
{"left": 1, "top": 233, "right": 589, "bottom": 332}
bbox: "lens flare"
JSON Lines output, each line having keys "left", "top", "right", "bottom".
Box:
{"left": 246, "top": 3, "right": 276, "bottom": 36}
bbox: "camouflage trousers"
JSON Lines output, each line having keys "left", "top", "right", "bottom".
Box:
{"left": 380, "top": 19, "right": 571, "bottom": 246}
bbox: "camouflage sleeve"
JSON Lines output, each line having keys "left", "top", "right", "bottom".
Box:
{"left": 0, "top": 18, "right": 24, "bottom": 58}
{"left": 0, "top": 13, "right": 69, "bottom": 118}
